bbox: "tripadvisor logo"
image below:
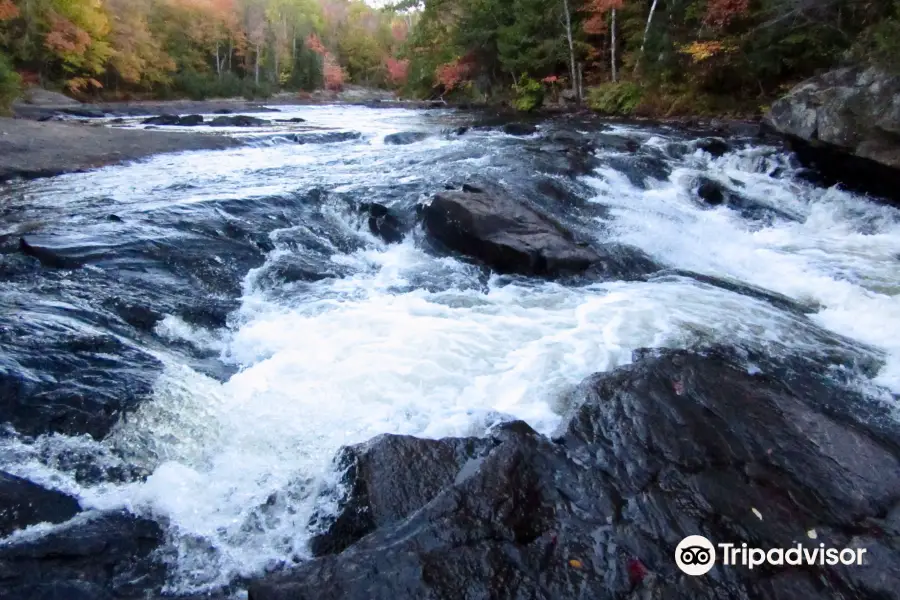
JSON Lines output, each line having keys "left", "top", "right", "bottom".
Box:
{"left": 675, "top": 535, "right": 868, "bottom": 576}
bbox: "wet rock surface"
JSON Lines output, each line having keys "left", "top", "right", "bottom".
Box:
{"left": 421, "top": 185, "right": 656, "bottom": 279}
{"left": 384, "top": 131, "right": 430, "bottom": 145}
{"left": 0, "top": 512, "right": 165, "bottom": 600}
{"left": 209, "top": 115, "right": 270, "bottom": 127}
{"left": 0, "top": 472, "right": 81, "bottom": 537}
{"left": 250, "top": 347, "right": 900, "bottom": 600}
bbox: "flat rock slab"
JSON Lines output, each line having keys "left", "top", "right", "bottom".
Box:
{"left": 0, "top": 118, "right": 239, "bottom": 181}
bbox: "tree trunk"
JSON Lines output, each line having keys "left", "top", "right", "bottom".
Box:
{"left": 255, "top": 44, "right": 261, "bottom": 85}
{"left": 228, "top": 39, "right": 233, "bottom": 72}
{"left": 635, "top": 0, "right": 660, "bottom": 75}
{"left": 562, "top": 0, "right": 577, "bottom": 97}
{"left": 216, "top": 41, "right": 221, "bottom": 78}
{"left": 611, "top": 8, "right": 618, "bottom": 83}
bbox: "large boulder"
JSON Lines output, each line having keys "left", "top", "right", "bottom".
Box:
{"left": 248, "top": 347, "right": 900, "bottom": 600}
{"left": 421, "top": 187, "right": 655, "bottom": 278}
{"left": 767, "top": 67, "right": 900, "bottom": 199}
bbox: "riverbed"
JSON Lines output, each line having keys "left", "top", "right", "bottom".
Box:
{"left": 1, "top": 105, "right": 898, "bottom": 596}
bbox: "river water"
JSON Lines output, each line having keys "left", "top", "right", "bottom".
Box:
{"left": 1, "top": 105, "right": 899, "bottom": 594}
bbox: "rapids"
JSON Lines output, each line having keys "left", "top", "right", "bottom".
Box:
{"left": 0, "top": 105, "right": 898, "bottom": 595}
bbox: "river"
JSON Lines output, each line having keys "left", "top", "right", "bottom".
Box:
{"left": 1, "top": 105, "right": 898, "bottom": 595}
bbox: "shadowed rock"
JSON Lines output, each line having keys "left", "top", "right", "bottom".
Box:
{"left": 0, "top": 473, "right": 81, "bottom": 537}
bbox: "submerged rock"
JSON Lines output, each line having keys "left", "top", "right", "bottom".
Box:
{"left": 361, "top": 202, "right": 408, "bottom": 244}
{"left": 0, "top": 472, "right": 81, "bottom": 537}
{"left": 502, "top": 122, "right": 538, "bottom": 136}
{"left": 384, "top": 131, "right": 429, "bottom": 145}
{"left": 249, "top": 347, "right": 900, "bottom": 600}
{"left": 289, "top": 131, "right": 361, "bottom": 145}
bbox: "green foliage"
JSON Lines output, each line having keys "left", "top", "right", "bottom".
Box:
{"left": 169, "top": 70, "right": 272, "bottom": 101}
{"left": 587, "top": 82, "right": 642, "bottom": 115}
{"left": 0, "top": 51, "right": 20, "bottom": 115}
{"left": 513, "top": 75, "right": 543, "bottom": 112}
{"left": 852, "top": 1, "right": 900, "bottom": 73}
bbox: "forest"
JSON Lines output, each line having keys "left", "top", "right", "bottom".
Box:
{"left": 1, "top": 0, "right": 899, "bottom": 116}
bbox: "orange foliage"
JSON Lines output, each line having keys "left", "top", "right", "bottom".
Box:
{"left": 583, "top": 0, "right": 624, "bottom": 35}
{"left": 323, "top": 53, "right": 345, "bottom": 90}
{"left": 0, "top": 0, "right": 18, "bottom": 21}
{"left": 45, "top": 13, "right": 92, "bottom": 56}
{"left": 306, "top": 33, "right": 327, "bottom": 56}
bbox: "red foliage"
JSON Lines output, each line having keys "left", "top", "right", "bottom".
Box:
{"left": 385, "top": 57, "right": 409, "bottom": 86}
{"left": 44, "top": 13, "right": 91, "bottom": 55}
{"left": 583, "top": 0, "right": 624, "bottom": 35}
{"left": 323, "top": 53, "right": 345, "bottom": 90}
{"left": 0, "top": 0, "right": 18, "bottom": 21}
{"left": 435, "top": 58, "right": 471, "bottom": 92}
{"left": 542, "top": 75, "right": 559, "bottom": 84}
{"left": 704, "top": 0, "right": 749, "bottom": 29}
{"left": 305, "top": 33, "right": 327, "bottom": 56}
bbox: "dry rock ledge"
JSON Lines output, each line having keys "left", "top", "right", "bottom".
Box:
{"left": 0, "top": 117, "right": 239, "bottom": 181}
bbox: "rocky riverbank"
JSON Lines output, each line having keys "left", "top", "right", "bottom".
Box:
{"left": 0, "top": 117, "right": 239, "bottom": 181}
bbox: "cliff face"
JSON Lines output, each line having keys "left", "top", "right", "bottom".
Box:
{"left": 767, "top": 67, "right": 900, "bottom": 170}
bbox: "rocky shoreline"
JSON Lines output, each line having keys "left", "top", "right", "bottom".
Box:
{"left": 0, "top": 117, "right": 239, "bottom": 182}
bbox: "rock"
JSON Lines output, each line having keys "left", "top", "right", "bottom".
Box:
{"left": 177, "top": 114, "right": 204, "bottom": 126}
{"left": 0, "top": 511, "right": 165, "bottom": 600}
{"left": 59, "top": 108, "right": 106, "bottom": 119}
{"left": 141, "top": 115, "right": 180, "bottom": 126}
{"left": 309, "top": 434, "right": 492, "bottom": 556}
{"left": 767, "top": 66, "right": 900, "bottom": 197}
{"left": 208, "top": 115, "right": 270, "bottom": 127}
{"left": 384, "top": 131, "right": 429, "bottom": 145}
{"left": 502, "top": 122, "right": 538, "bottom": 136}
{"left": 695, "top": 137, "right": 730, "bottom": 157}
{"left": 18, "top": 88, "right": 81, "bottom": 108}
{"left": 249, "top": 347, "right": 900, "bottom": 600}
{"left": 594, "top": 133, "right": 639, "bottom": 153}
{"left": 421, "top": 186, "right": 656, "bottom": 279}
{"left": 693, "top": 177, "right": 799, "bottom": 222}
{"left": 696, "top": 178, "right": 725, "bottom": 205}
{"left": 421, "top": 188, "right": 599, "bottom": 277}
{"left": 289, "top": 131, "right": 361, "bottom": 145}
{"left": 0, "top": 328, "right": 161, "bottom": 439}
{"left": 361, "top": 203, "right": 407, "bottom": 244}
{"left": 276, "top": 117, "right": 307, "bottom": 123}
{"left": 19, "top": 237, "right": 84, "bottom": 269}
{"left": 213, "top": 109, "right": 234, "bottom": 114}
{"left": 0, "top": 473, "right": 81, "bottom": 537}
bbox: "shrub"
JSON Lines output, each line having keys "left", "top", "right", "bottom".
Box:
{"left": 168, "top": 70, "right": 271, "bottom": 101}
{"left": 0, "top": 52, "right": 21, "bottom": 115}
{"left": 587, "top": 82, "right": 644, "bottom": 116}
{"left": 513, "top": 75, "right": 543, "bottom": 112}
